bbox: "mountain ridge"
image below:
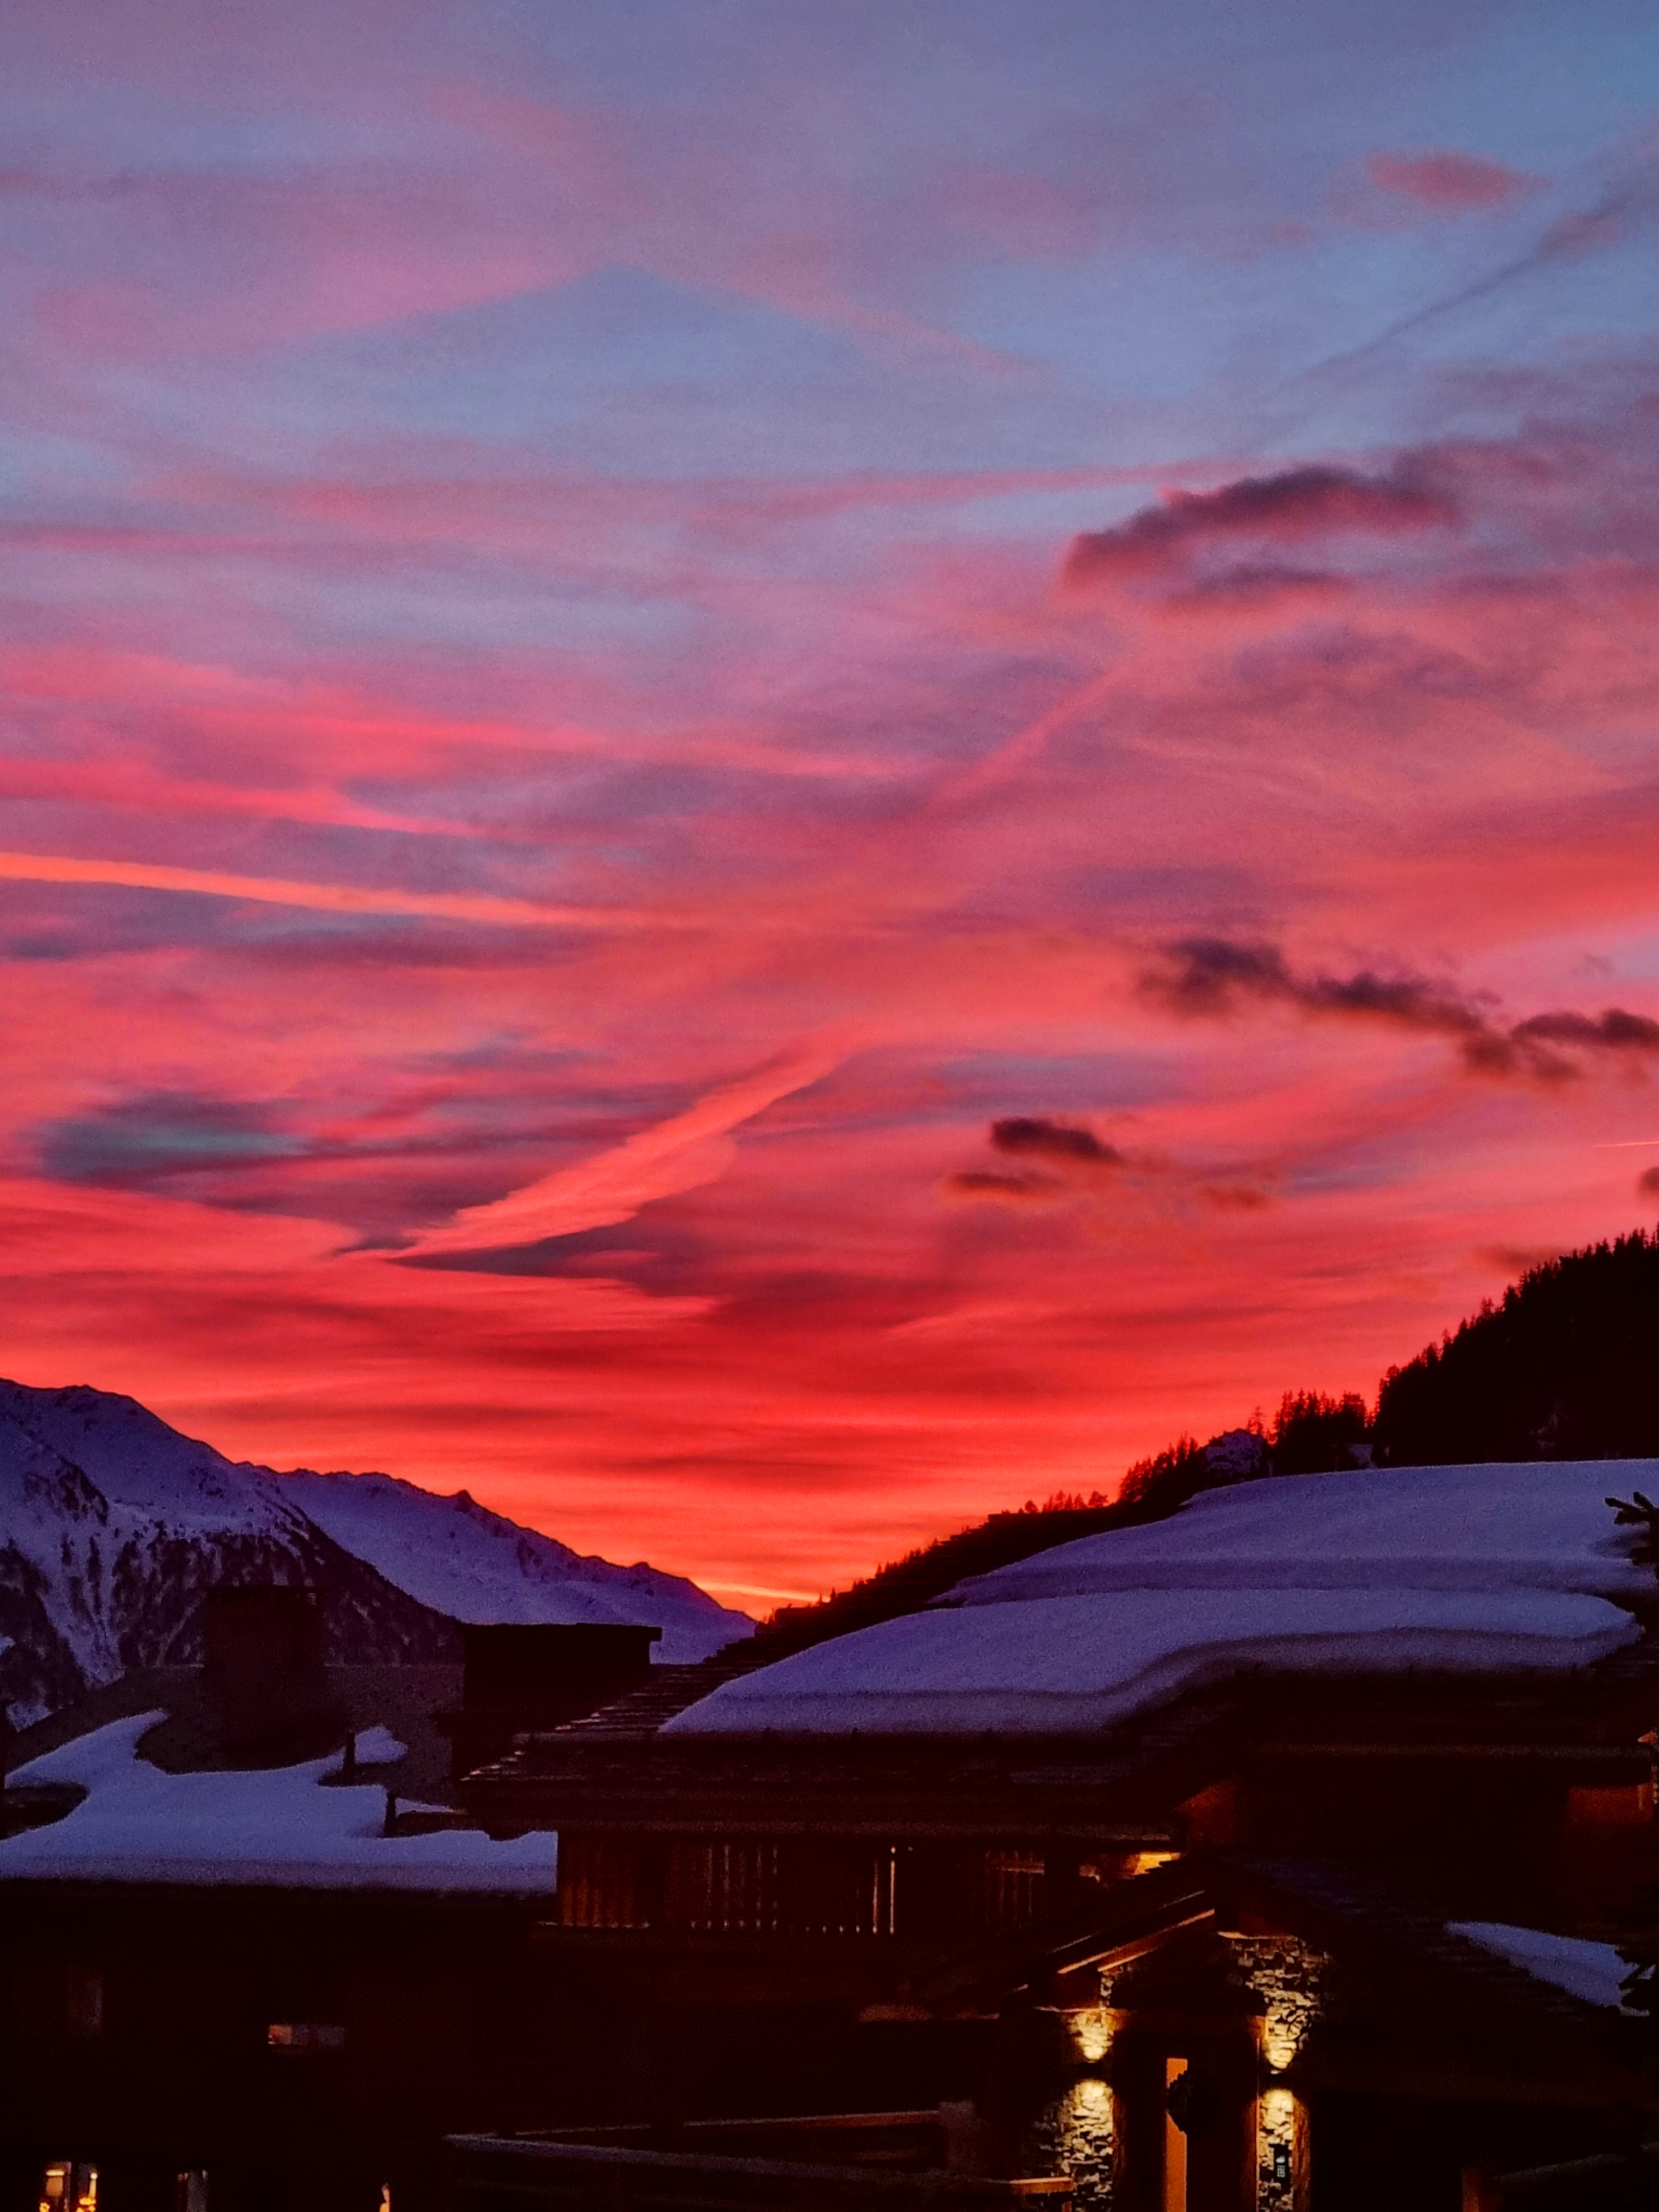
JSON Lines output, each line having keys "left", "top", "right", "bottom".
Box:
{"left": 0, "top": 1379, "right": 751, "bottom": 1726}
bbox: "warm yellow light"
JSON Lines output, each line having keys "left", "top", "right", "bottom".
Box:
{"left": 1068, "top": 2007, "right": 1110, "bottom": 2063}
{"left": 1259, "top": 2085, "right": 1299, "bottom": 2201}
{"left": 1261, "top": 2011, "right": 1302, "bottom": 2073}
{"left": 1125, "top": 1851, "right": 1179, "bottom": 1877}
{"left": 1069, "top": 2078, "right": 1109, "bottom": 2120}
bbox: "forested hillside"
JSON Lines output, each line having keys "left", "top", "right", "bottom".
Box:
{"left": 1373, "top": 1228, "right": 1659, "bottom": 1465}
{"left": 754, "top": 1227, "right": 1659, "bottom": 1644}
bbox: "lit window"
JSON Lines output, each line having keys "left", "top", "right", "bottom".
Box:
{"left": 39, "top": 2167, "right": 97, "bottom": 2212}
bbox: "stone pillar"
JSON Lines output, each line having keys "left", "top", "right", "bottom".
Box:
{"left": 1106, "top": 1936, "right": 1264, "bottom": 2212}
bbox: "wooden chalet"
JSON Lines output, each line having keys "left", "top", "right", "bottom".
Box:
{"left": 8, "top": 1469, "right": 1659, "bottom": 2212}
{"left": 453, "top": 1616, "right": 1659, "bottom": 2212}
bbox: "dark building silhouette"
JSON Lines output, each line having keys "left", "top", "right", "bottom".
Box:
{"left": 7, "top": 1473, "right": 1659, "bottom": 2212}
{"left": 440, "top": 1624, "right": 661, "bottom": 1784}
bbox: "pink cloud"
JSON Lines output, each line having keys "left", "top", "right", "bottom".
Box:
{"left": 0, "top": 849, "right": 645, "bottom": 930}
{"left": 1365, "top": 149, "right": 1544, "bottom": 212}
{"left": 6, "top": 54, "right": 1659, "bottom": 1605}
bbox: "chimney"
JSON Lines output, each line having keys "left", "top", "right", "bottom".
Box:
{"left": 446, "top": 1623, "right": 661, "bottom": 1780}
{"left": 203, "top": 1587, "right": 340, "bottom": 1755}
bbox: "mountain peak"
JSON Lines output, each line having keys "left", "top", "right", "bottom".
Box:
{"left": 0, "top": 1376, "right": 750, "bottom": 1728}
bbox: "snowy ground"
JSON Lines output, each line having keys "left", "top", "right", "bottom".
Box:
{"left": 0, "top": 1714, "right": 556, "bottom": 1890}
{"left": 666, "top": 1460, "right": 1650, "bottom": 1735}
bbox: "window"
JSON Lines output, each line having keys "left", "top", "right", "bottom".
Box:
{"left": 39, "top": 2166, "right": 97, "bottom": 2212}
{"left": 266, "top": 2022, "right": 345, "bottom": 2051}
{"left": 560, "top": 1834, "right": 904, "bottom": 1936}
{"left": 982, "top": 1849, "right": 1046, "bottom": 1931}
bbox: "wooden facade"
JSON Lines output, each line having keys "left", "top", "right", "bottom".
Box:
{"left": 452, "top": 1636, "right": 1659, "bottom": 2212}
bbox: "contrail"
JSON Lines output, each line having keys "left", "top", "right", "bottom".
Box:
{"left": 0, "top": 849, "right": 650, "bottom": 929}
{"left": 1291, "top": 150, "right": 1659, "bottom": 390}
{"left": 404, "top": 1040, "right": 845, "bottom": 1255}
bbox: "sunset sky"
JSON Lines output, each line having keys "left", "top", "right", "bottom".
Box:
{"left": 4, "top": 1, "right": 1659, "bottom": 1604}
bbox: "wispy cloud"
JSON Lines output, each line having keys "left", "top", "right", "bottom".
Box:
{"left": 0, "top": 851, "right": 648, "bottom": 930}
{"left": 3, "top": 0, "right": 1659, "bottom": 1601}
{"left": 403, "top": 1043, "right": 845, "bottom": 1255}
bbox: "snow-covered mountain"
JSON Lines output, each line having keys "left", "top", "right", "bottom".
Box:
{"left": 0, "top": 1379, "right": 751, "bottom": 1726}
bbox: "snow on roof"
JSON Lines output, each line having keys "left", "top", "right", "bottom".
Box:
{"left": 664, "top": 1460, "right": 1648, "bottom": 1737}
{"left": 0, "top": 1714, "right": 556, "bottom": 1891}
{"left": 664, "top": 1588, "right": 1636, "bottom": 1735}
{"left": 951, "top": 1462, "right": 1656, "bottom": 1606}
{"left": 1451, "top": 1921, "right": 1641, "bottom": 2011}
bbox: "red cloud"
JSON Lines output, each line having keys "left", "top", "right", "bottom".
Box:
{"left": 1365, "top": 150, "right": 1541, "bottom": 212}
{"left": 1063, "top": 463, "right": 1458, "bottom": 587}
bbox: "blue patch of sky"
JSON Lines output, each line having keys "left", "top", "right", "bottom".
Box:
{"left": 239, "top": 270, "right": 1098, "bottom": 482}
{"left": 936, "top": 1048, "right": 1185, "bottom": 1117}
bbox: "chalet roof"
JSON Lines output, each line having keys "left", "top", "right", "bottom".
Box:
{"left": 4, "top": 1661, "right": 461, "bottom": 1802}
{"left": 667, "top": 1461, "right": 1653, "bottom": 1739}
{"left": 0, "top": 1707, "right": 557, "bottom": 1892}
{"left": 0, "top": 1663, "right": 557, "bottom": 1893}
{"left": 463, "top": 1628, "right": 1659, "bottom": 1841}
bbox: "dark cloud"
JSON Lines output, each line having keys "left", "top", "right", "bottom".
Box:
{"left": 1141, "top": 937, "right": 1297, "bottom": 1015}
{"left": 1160, "top": 565, "right": 1352, "bottom": 617}
{"left": 38, "top": 1092, "right": 305, "bottom": 1189}
{"left": 1512, "top": 1009, "right": 1659, "bottom": 1053}
{"left": 1142, "top": 936, "right": 1659, "bottom": 1083}
{"left": 1063, "top": 462, "right": 1458, "bottom": 587}
{"left": 1637, "top": 1165, "right": 1659, "bottom": 1201}
{"left": 944, "top": 1168, "right": 1062, "bottom": 1202}
{"left": 400, "top": 1214, "right": 713, "bottom": 1289}
{"left": 989, "top": 1115, "right": 1124, "bottom": 1166}
{"left": 948, "top": 1117, "right": 1265, "bottom": 1216}
{"left": 31, "top": 1072, "right": 620, "bottom": 1241}
{"left": 1197, "top": 1182, "right": 1271, "bottom": 1212}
